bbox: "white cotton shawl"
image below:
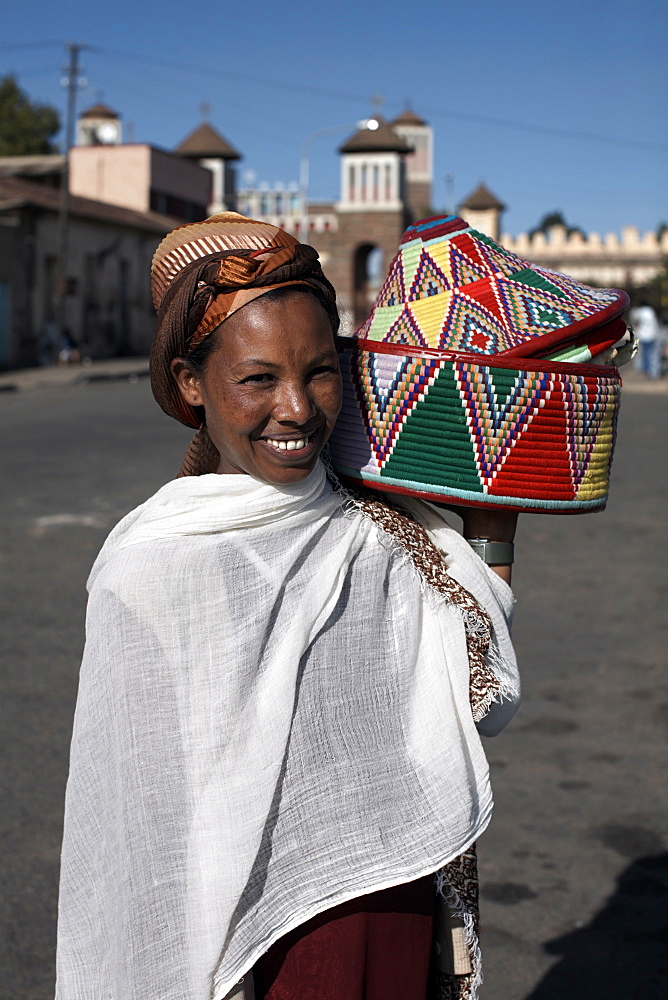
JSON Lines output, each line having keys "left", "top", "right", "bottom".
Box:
{"left": 56, "top": 461, "right": 519, "bottom": 1000}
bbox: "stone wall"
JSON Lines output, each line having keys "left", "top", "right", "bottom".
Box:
{"left": 500, "top": 223, "right": 668, "bottom": 287}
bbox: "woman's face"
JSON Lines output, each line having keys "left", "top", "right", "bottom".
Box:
{"left": 172, "top": 292, "right": 342, "bottom": 485}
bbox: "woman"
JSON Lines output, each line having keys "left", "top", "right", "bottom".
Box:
{"left": 56, "top": 213, "right": 519, "bottom": 1000}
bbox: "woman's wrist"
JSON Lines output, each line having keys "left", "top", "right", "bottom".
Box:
{"left": 461, "top": 507, "right": 518, "bottom": 544}
{"left": 460, "top": 508, "right": 518, "bottom": 583}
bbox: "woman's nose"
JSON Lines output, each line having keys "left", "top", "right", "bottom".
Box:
{"left": 272, "top": 382, "right": 316, "bottom": 424}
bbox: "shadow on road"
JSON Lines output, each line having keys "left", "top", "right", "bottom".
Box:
{"left": 525, "top": 853, "right": 668, "bottom": 999}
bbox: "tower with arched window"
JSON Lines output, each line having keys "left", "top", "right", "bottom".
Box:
{"left": 176, "top": 123, "right": 241, "bottom": 215}
{"left": 337, "top": 117, "right": 411, "bottom": 213}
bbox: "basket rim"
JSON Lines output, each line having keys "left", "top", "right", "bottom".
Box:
{"left": 498, "top": 294, "right": 628, "bottom": 357}
{"left": 337, "top": 336, "right": 623, "bottom": 380}
{"left": 336, "top": 470, "right": 608, "bottom": 516}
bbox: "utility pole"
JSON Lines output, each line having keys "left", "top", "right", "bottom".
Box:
{"left": 55, "top": 41, "right": 86, "bottom": 349}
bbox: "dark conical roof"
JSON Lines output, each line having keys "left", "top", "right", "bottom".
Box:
{"left": 391, "top": 108, "right": 427, "bottom": 127}
{"left": 459, "top": 183, "right": 505, "bottom": 211}
{"left": 176, "top": 122, "right": 241, "bottom": 160}
{"left": 339, "top": 116, "right": 412, "bottom": 154}
{"left": 80, "top": 102, "right": 120, "bottom": 120}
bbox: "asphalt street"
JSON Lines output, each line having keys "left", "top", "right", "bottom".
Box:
{"left": 0, "top": 373, "right": 666, "bottom": 999}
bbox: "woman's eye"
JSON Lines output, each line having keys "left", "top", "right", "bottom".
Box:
{"left": 240, "top": 373, "right": 274, "bottom": 384}
{"left": 310, "top": 366, "right": 339, "bottom": 378}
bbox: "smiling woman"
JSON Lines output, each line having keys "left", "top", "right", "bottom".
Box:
{"left": 56, "top": 212, "right": 521, "bottom": 1000}
{"left": 170, "top": 290, "right": 342, "bottom": 483}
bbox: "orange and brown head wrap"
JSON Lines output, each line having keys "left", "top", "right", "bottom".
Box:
{"left": 149, "top": 212, "right": 339, "bottom": 476}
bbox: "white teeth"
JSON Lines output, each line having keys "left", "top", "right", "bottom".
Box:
{"left": 265, "top": 437, "right": 309, "bottom": 452}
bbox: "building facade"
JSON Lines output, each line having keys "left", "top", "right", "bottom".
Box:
{"left": 237, "top": 112, "right": 434, "bottom": 330}
{"left": 175, "top": 122, "right": 241, "bottom": 215}
{"left": 2, "top": 95, "right": 664, "bottom": 368}
{"left": 0, "top": 175, "right": 177, "bottom": 367}
{"left": 501, "top": 224, "right": 668, "bottom": 288}
{"left": 457, "top": 182, "right": 668, "bottom": 289}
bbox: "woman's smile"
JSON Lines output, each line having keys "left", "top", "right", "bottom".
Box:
{"left": 259, "top": 429, "right": 319, "bottom": 457}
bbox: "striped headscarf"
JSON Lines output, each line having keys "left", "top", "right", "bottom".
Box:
{"left": 149, "top": 212, "right": 338, "bottom": 476}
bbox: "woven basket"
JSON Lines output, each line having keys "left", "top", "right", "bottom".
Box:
{"left": 329, "top": 216, "right": 628, "bottom": 514}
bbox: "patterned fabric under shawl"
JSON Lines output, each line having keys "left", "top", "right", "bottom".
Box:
{"left": 329, "top": 215, "right": 631, "bottom": 513}
{"left": 345, "top": 484, "right": 493, "bottom": 1000}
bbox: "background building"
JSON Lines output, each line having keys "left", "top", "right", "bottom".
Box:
{"left": 175, "top": 122, "right": 241, "bottom": 215}
{"left": 458, "top": 183, "right": 506, "bottom": 242}
{"left": 0, "top": 174, "right": 176, "bottom": 367}
{"left": 456, "top": 182, "right": 668, "bottom": 289}
{"left": 0, "top": 96, "right": 665, "bottom": 368}
{"left": 237, "top": 111, "right": 433, "bottom": 329}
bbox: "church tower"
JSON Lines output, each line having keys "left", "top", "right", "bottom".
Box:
{"left": 325, "top": 117, "right": 412, "bottom": 328}
{"left": 390, "top": 108, "right": 433, "bottom": 222}
{"left": 337, "top": 116, "right": 411, "bottom": 214}
{"left": 459, "top": 183, "right": 505, "bottom": 241}
{"left": 76, "top": 103, "right": 122, "bottom": 146}
{"left": 176, "top": 122, "right": 241, "bottom": 214}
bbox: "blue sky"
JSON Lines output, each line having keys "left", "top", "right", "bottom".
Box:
{"left": 2, "top": 0, "right": 666, "bottom": 236}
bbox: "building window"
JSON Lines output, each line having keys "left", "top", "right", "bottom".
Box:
{"left": 348, "top": 164, "right": 355, "bottom": 202}
{"left": 149, "top": 189, "right": 206, "bottom": 222}
{"left": 372, "top": 164, "right": 379, "bottom": 203}
{"left": 385, "top": 164, "right": 392, "bottom": 201}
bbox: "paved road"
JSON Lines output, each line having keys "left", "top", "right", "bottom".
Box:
{"left": 1, "top": 375, "right": 666, "bottom": 999}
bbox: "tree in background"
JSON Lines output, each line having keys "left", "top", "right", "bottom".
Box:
{"left": 530, "top": 211, "right": 585, "bottom": 239}
{"left": 0, "top": 75, "right": 60, "bottom": 156}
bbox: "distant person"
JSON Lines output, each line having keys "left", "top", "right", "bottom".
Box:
{"left": 39, "top": 320, "right": 58, "bottom": 366}
{"left": 631, "top": 299, "right": 662, "bottom": 379}
{"left": 57, "top": 329, "right": 81, "bottom": 366}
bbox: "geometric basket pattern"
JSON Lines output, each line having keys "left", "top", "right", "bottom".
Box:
{"left": 330, "top": 215, "right": 627, "bottom": 513}
{"left": 329, "top": 344, "right": 621, "bottom": 512}
{"left": 358, "top": 216, "right": 627, "bottom": 358}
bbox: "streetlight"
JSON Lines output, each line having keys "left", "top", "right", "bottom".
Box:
{"left": 299, "top": 118, "right": 379, "bottom": 239}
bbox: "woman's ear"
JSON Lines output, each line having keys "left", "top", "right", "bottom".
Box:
{"left": 170, "top": 358, "right": 205, "bottom": 407}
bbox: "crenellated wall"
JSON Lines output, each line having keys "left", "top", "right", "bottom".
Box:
{"left": 500, "top": 224, "right": 668, "bottom": 287}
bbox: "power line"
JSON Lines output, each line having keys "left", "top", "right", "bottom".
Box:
{"left": 88, "top": 45, "right": 668, "bottom": 154}
{"left": 87, "top": 46, "right": 365, "bottom": 104}
{"left": 5, "top": 67, "right": 62, "bottom": 78}
{"left": 418, "top": 105, "right": 668, "bottom": 153}
{"left": 0, "top": 40, "right": 63, "bottom": 51}
{"left": 5, "top": 40, "right": 666, "bottom": 154}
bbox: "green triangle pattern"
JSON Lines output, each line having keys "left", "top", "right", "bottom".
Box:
{"left": 382, "top": 363, "right": 483, "bottom": 491}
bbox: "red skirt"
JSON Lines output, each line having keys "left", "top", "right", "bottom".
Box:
{"left": 253, "top": 874, "right": 435, "bottom": 1000}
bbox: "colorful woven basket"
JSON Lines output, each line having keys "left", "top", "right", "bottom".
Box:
{"left": 329, "top": 215, "right": 630, "bottom": 513}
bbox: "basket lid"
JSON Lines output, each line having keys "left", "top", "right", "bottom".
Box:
{"left": 354, "top": 215, "right": 628, "bottom": 359}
